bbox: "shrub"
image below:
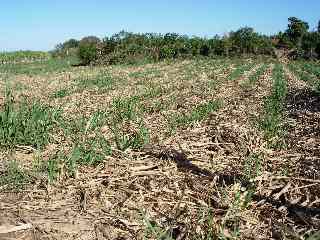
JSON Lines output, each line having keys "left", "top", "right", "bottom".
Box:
{"left": 77, "top": 36, "right": 101, "bottom": 65}
{"left": 56, "top": 29, "right": 276, "bottom": 66}
{"left": 78, "top": 43, "right": 98, "bottom": 65}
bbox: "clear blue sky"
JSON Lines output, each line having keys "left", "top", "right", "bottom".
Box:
{"left": 1, "top": 0, "right": 319, "bottom": 51}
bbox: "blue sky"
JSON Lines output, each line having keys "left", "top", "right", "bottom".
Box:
{"left": 1, "top": 0, "right": 319, "bottom": 51}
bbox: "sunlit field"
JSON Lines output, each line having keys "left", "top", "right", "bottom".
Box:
{"left": 0, "top": 54, "right": 319, "bottom": 239}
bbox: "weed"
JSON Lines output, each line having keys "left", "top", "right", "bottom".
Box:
{"left": 290, "top": 62, "right": 320, "bottom": 93}
{"left": 260, "top": 64, "right": 287, "bottom": 146}
{"left": 111, "top": 96, "right": 141, "bottom": 122}
{"left": 142, "top": 212, "right": 174, "bottom": 240}
{"left": 77, "top": 71, "right": 115, "bottom": 91}
{"left": 47, "top": 158, "right": 60, "bottom": 183}
{"left": 0, "top": 161, "right": 31, "bottom": 189}
{"left": 169, "top": 100, "right": 221, "bottom": 133}
{"left": 142, "top": 100, "right": 167, "bottom": 113}
{"left": 228, "top": 63, "right": 254, "bottom": 80}
{"left": 141, "top": 83, "right": 164, "bottom": 99}
{"left": 0, "top": 89, "right": 61, "bottom": 149}
{"left": 207, "top": 79, "right": 218, "bottom": 90}
{"left": 46, "top": 135, "right": 112, "bottom": 180}
{"left": 75, "top": 135, "right": 112, "bottom": 165}
{"left": 14, "top": 82, "right": 28, "bottom": 91}
{"left": 241, "top": 64, "right": 268, "bottom": 88}
{"left": 288, "top": 63, "right": 315, "bottom": 85}
{"left": 112, "top": 122, "right": 149, "bottom": 151}
{"left": 51, "top": 88, "right": 70, "bottom": 98}
{"left": 243, "top": 153, "right": 262, "bottom": 180}
{"left": 128, "top": 69, "right": 162, "bottom": 79}
{"left": 305, "top": 232, "right": 320, "bottom": 240}
{"left": 0, "top": 57, "right": 78, "bottom": 76}
{"left": 106, "top": 97, "right": 150, "bottom": 150}
{"left": 196, "top": 207, "right": 217, "bottom": 239}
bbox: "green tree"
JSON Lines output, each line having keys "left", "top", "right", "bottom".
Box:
{"left": 63, "top": 39, "right": 79, "bottom": 49}
{"left": 79, "top": 36, "right": 101, "bottom": 45}
{"left": 230, "top": 27, "right": 260, "bottom": 54}
{"left": 285, "top": 17, "right": 309, "bottom": 47}
{"left": 302, "top": 32, "right": 320, "bottom": 58}
{"left": 78, "top": 36, "right": 101, "bottom": 65}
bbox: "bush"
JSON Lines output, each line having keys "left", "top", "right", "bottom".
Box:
{"left": 79, "top": 42, "right": 98, "bottom": 65}
{"left": 77, "top": 36, "right": 101, "bottom": 65}
{"left": 55, "top": 29, "right": 276, "bottom": 66}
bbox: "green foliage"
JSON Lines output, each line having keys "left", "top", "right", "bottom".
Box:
{"left": 169, "top": 100, "right": 221, "bottom": 133}
{"left": 78, "top": 36, "right": 101, "bottom": 64}
{"left": 230, "top": 27, "right": 261, "bottom": 54}
{"left": 243, "top": 153, "right": 262, "bottom": 180}
{"left": 0, "top": 51, "right": 49, "bottom": 64}
{"left": 274, "top": 17, "right": 320, "bottom": 59}
{"left": 301, "top": 32, "right": 320, "bottom": 57}
{"left": 77, "top": 71, "right": 115, "bottom": 91}
{"left": 260, "top": 64, "right": 287, "bottom": 145}
{"left": 295, "top": 62, "right": 320, "bottom": 92}
{"left": 51, "top": 89, "right": 70, "bottom": 98}
{"left": 241, "top": 64, "right": 269, "bottom": 89}
{"left": 142, "top": 213, "right": 175, "bottom": 240}
{"left": 228, "top": 63, "right": 255, "bottom": 80}
{"left": 0, "top": 161, "right": 31, "bottom": 189}
{"left": 53, "top": 28, "right": 275, "bottom": 66}
{"left": 306, "top": 232, "right": 320, "bottom": 240}
{"left": 0, "top": 89, "right": 61, "bottom": 149}
{"left": 0, "top": 57, "right": 78, "bottom": 76}
{"left": 111, "top": 121, "right": 149, "bottom": 151}
{"left": 45, "top": 111, "right": 112, "bottom": 180}
{"left": 286, "top": 17, "right": 309, "bottom": 47}
{"left": 52, "top": 39, "right": 79, "bottom": 58}
{"left": 288, "top": 62, "right": 318, "bottom": 88}
{"left": 79, "top": 43, "right": 98, "bottom": 65}
{"left": 108, "top": 97, "right": 149, "bottom": 151}
{"left": 64, "top": 135, "right": 111, "bottom": 177}
{"left": 47, "top": 158, "right": 60, "bottom": 183}
{"left": 275, "top": 31, "right": 294, "bottom": 48}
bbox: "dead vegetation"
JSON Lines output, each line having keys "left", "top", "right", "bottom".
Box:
{"left": 0, "top": 58, "right": 319, "bottom": 240}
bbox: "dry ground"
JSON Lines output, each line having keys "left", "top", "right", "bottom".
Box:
{"left": 0, "top": 58, "right": 319, "bottom": 240}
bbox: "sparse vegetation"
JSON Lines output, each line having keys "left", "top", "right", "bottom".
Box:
{"left": 1, "top": 17, "right": 320, "bottom": 239}
{"left": 0, "top": 160, "right": 31, "bottom": 189}
{"left": 168, "top": 100, "right": 222, "bottom": 134}
{"left": 243, "top": 64, "right": 269, "bottom": 88}
{"left": 260, "top": 64, "right": 287, "bottom": 146}
{"left": 76, "top": 71, "right": 116, "bottom": 91}
{"left": 0, "top": 51, "right": 49, "bottom": 64}
{"left": 228, "top": 62, "right": 255, "bottom": 80}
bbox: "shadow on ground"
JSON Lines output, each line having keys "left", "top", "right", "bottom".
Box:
{"left": 286, "top": 88, "right": 320, "bottom": 113}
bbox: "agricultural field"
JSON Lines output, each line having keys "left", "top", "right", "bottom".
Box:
{"left": 0, "top": 56, "right": 319, "bottom": 240}
{"left": 0, "top": 51, "right": 50, "bottom": 65}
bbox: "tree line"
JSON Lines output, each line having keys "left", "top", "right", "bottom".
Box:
{"left": 52, "top": 17, "right": 320, "bottom": 65}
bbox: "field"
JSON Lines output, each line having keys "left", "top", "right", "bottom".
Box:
{"left": 0, "top": 51, "right": 49, "bottom": 64}
{"left": 0, "top": 56, "right": 319, "bottom": 239}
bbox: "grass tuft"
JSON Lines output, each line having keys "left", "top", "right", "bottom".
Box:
{"left": 169, "top": 100, "right": 222, "bottom": 133}
{"left": 0, "top": 88, "right": 61, "bottom": 149}
{"left": 0, "top": 161, "right": 31, "bottom": 189}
